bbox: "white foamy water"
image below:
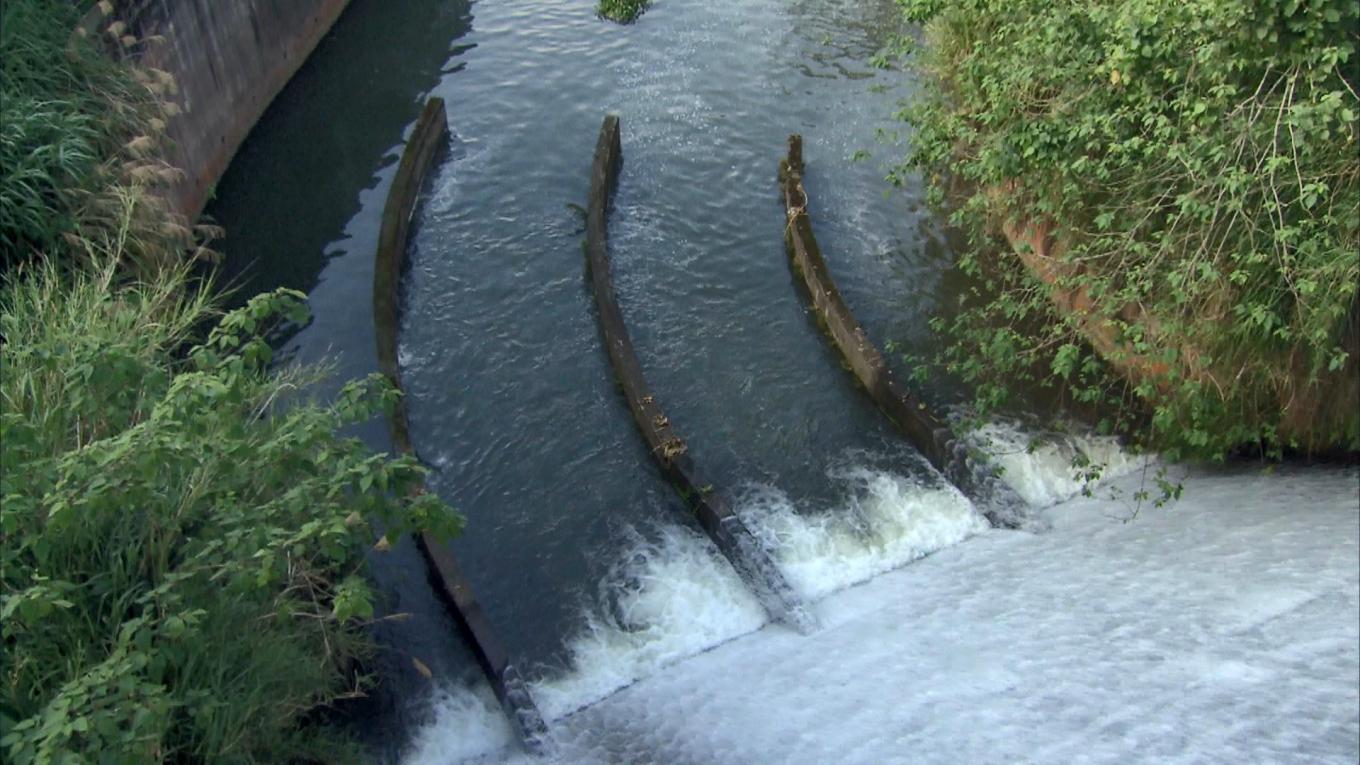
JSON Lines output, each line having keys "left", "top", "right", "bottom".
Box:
{"left": 401, "top": 459, "right": 1358, "bottom": 765}
{"left": 396, "top": 426, "right": 1146, "bottom": 764}
{"left": 399, "top": 421, "right": 1154, "bottom": 765}
{"left": 528, "top": 524, "right": 769, "bottom": 721}
{"left": 736, "top": 467, "right": 989, "bottom": 600}
{"left": 402, "top": 685, "right": 519, "bottom": 765}
{"left": 401, "top": 461, "right": 994, "bottom": 763}
{"left": 551, "top": 465, "right": 1360, "bottom": 764}
{"left": 972, "top": 419, "right": 1147, "bottom": 507}
{"left": 401, "top": 523, "right": 769, "bottom": 764}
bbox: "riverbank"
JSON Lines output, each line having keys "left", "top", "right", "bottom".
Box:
{"left": 0, "top": 3, "right": 458, "bottom": 761}
{"left": 897, "top": 0, "right": 1360, "bottom": 463}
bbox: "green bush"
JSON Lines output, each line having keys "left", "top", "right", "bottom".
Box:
{"left": 897, "top": 0, "right": 1360, "bottom": 460}
{"left": 1, "top": 2, "right": 465, "bottom": 761}
{"left": 598, "top": 0, "right": 651, "bottom": 24}
{"left": 0, "top": 227, "right": 461, "bottom": 762}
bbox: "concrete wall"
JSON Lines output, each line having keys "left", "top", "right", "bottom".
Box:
{"left": 91, "top": 0, "right": 350, "bottom": 220}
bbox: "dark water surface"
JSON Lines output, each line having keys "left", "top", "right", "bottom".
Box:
{"left": 207, "top": 0, "right": 967, "bottom": 757}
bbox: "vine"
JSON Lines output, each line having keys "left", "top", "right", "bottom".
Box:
{"left": 896, "top": 0, "right": 1359, "bottom": 463}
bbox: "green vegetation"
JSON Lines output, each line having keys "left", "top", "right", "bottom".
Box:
{"left": 0, "top": 0, "right": 192, "bottom": 272}
{"left": 0, "top": 2, "right": 461, "bottom": 761}
{"left": 896, "top": 0, "right": 1360, "bottom": 462}
{"left": 1, "top": 249, "right": 458, "bottom": 762}
{"left": 598, "top": 0, "right": 651, "bottom": 24}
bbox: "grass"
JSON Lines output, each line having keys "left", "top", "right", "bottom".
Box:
{"left": 1, "top": 193, "right": 461, "bottom": 763}
{"left": 0, "top": 2, "right": 462, "bottom": 762}
{"left": 0, "top": 0, "right": 195, "bottom": 273}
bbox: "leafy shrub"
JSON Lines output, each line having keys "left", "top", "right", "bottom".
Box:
{"left": 598, "top": 0, "right": 651, "bottom": 24}
{"left": 897, "top": 0, "right": 1360, "bottom": 460}
{"left": 0, "top": 226, "right": 461, "bottom": 762}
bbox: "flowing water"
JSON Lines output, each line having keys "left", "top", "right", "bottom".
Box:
{"left": 206, "top": 0, "right": 1152, "bottom": 760}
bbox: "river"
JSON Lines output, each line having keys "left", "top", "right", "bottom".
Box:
{"left": 207, "top": 0, "right": 1158, "bottom": 760}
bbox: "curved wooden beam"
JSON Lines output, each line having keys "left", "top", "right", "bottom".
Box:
{"left": 586, "top": 115, "right": 817, "bottom": 633}
{"left": 373, "top": 97, "right": 552, "bottom": 753}
{"left": 778, "top": 134, "right": 1030, "bottom": 529}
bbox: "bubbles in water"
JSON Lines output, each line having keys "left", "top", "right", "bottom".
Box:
{"left": 402, "top": 684, "right": 520, "bottom": 765}
{"left": 400, "top": 429, "right": 1144, "bottom": 763}
{"left": 407, "top": 438, "right": 1134, "bottom": 762}
{"left": 970, "top": 419, "right": 1147, "bottom": 507}
{"left": 737, "top": 466, "right": 989, "bottom": 601}
{"left": 399, "top": 458, "right": 1014, "bottom": 763}
{"left": 506, "top": 459, "right": 995, "bottom": 724}
{"left": 530, "top": 524, "right": 768, "bottom": 721}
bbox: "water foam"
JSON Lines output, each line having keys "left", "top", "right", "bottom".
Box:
{"left": 543, "top": 467, "right": 1360, "bottom": 765}
{"left": 529, "top": 524, "right": 769, "bottom": 721}
{"left": 399, "top": 524, "right": 770, "bottom": 764}
{"left": 402, "top": 463, "right": 1005, "bottom": 762}
{"left": 402, "top": 684, "right": 521, "bottom": 765}
{"left": 971, "top": 420, "right": 1146, "bottom": 507}
{"left": 737, "top": 467, "right": 989, "bottom": 601}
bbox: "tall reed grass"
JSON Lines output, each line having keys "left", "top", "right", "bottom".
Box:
{"left": 1, "top": 3, "right": 462, "bottom": 761}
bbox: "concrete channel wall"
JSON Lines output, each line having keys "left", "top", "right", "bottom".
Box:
{"left": 585, "top": 116, "right": 816, "bottom": 634}
{"left": 372, "top": 98, "right": 551, "bottom": 754}
{"left": 779, "top": 134, "right": 1031, "bottom": 530}
{"left": 82, "top": 0, "right": 350, "bottom": 220}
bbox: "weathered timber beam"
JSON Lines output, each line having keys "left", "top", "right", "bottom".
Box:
{"left": 374, "top": 97, "right": 552, "bottom": 754}
{"left": 778, "top": 133, "right": 1030, "bottom": 530}
{"left": 586, "top": 115, "right": 817, "bottom": 633}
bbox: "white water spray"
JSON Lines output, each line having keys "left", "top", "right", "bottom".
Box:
{"left": 401, "top": 427, "right": 1148, "bottom": 763}
{"left": 970, "top": 419, "right": 1147, "bottom": 507}
{"left": 530, "top": 524, "right": 769, "bottom": 721}
{"left": 402, "top": 684, "right": 521, "bottom": 765}
{"left": 736, "top": 466, "right": 988, "bottom": 600}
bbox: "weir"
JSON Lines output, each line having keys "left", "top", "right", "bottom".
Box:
{"left": 585, "top": 115, "right": 817, "bottom": 634}
{"left": 373, "top": 97, "right": 552, "bottom": 754}
{"left": 778, "top": 134, "right": 1031, "bottom": 529}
